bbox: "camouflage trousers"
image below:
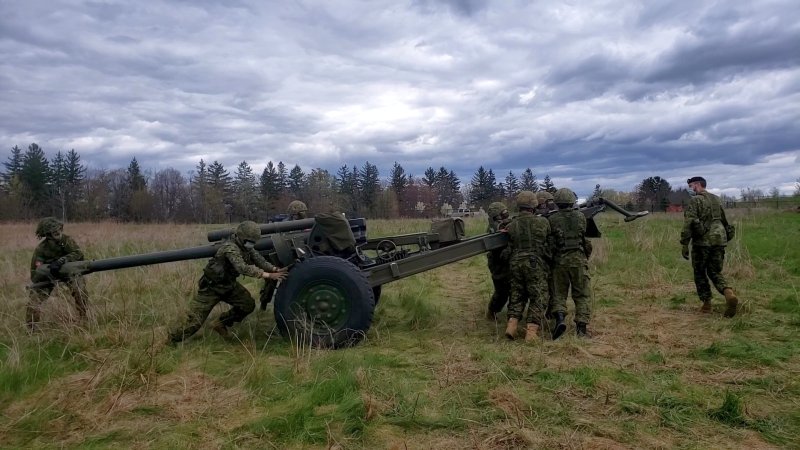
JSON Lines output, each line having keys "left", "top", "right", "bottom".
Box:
{"left": 26, "top": 276, "right": 88, "bottom": 326}
{"left": 508, "top": 257, "right": 549, "bottom": 325}
{"left": 551, "top": 264, "right": 592, "bottom": 324}
{"left": 488, "top": 273, "right": 511, "bottom": 314}
{"left": 691, "top": 245, "right": 730, "bottom": 303}
{"left": 168, "top": 276, "right": 256, "bottom": 343}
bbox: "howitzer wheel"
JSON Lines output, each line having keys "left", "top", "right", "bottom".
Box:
{"left": 274, "top": 256, "right": 375, "bottom": 348}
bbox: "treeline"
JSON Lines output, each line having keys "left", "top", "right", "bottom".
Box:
{"left": 6, "top": 143, "right": 791, "bottom": 223}
{"left": 1, "top": 143, "right": 565, "bottom": 222}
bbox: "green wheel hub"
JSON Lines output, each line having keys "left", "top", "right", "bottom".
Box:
{"left": 299, "top": 282, "right": 349, "bottom": 328}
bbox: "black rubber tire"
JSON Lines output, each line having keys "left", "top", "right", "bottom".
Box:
{"left": 372, "top": 285, "right": 382, "bottom": 306}
{"left": 274, "top": 256, "right": 375, "bottom": 348}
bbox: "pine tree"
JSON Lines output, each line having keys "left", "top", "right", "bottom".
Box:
{"left": 208, "top": 160, "right": 232, "bottom": 222}
{"left": 520, "top": 168, "right": 538, "bottom": 192}
{"left": 277, "top": 161, "right": 288, "bottom": 193}
{"left": 49, "top": 151, "right": 68, "bottom": 219}
{"left": 504, "top": 171, "right": 520, "bottom": 200}
{"left": 540, "top": 174, "right": 556, "bottom": 193}
{"left": 259, "top": 161, "right": 282, "bottom": 215}
{"left": 2, "top": 145, "right": 23, "bottom": 186}
{"left": 288, "top": 164, "right": 305, "bottom": 198}
{"left": 20, "top": 143, "right": 51, "bottom": 216}
{"left": 389, "top": 161, "right": 407, "bottom": 215}
{"left": 233, "top": 161, "right": 258, "bottom": 220}
{"left": 358, "top": 161, "right": 380, "bottom": 216}
{"left": 64, "top": 149, "right": 86, "bottom": 210}
{"left": 125, "top": 157, "right": 153, "bottom": 221}
{"left": 191, "top": 159, "right": 209, "bottom": 222}
{"left": 422, "top": 167, "right": 436, "bottom": 189}
{"left": 434, "top": 167, "right": 461, "bottom": 208}
{"left": 469, "top": 166, "right": 496, "bottom": 209}
{"left": 126, "top": 157, "right": 147, "bottom": 191}
{"left": 336, "top": 164, "right": 358, "bottom": 215}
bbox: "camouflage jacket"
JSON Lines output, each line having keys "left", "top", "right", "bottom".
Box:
{"left": 680, "top": 192, "right": 728, "bottom": 247}
{"left": 30, "top": 235, "right": 84, "bottom": 280}
{"left": 202, "top": 241, "right": 276, "bottom": 285}
{"left": 548, "top": 209, "right": 592, "bottom": 267}
{"left": 506, "top": 211, "right": 552, "bottom": 262}
{"left": 486, "top": 217, "right": 511, "bottom": 278}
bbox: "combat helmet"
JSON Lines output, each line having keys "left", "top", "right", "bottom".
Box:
{"left": 287, "top": 200, "right": 308, "bottom": 219}
{"left": 235, "top": 221, "right": 262, "bottom": 245}
{"left": 35, "top": 217, "right": 63, "bottom": 238}
{"left": 487, "top": 202, "right": 508, "bottom": 220}
{"left": 554, "top": 188, "right": 577, "bottom": 206}
{"left": 516, "top": 191, "right": 537, "bottom": 210}
{"left": 537, "top": 191, "right": 554, "bottom": 203}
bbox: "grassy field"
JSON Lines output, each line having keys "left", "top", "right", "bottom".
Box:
{"left": 1, "top": 210, "right": 799, "bottom": 449}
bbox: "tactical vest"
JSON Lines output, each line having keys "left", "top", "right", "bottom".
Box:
{"left": 557, "top": 210, "right": 584, "bottom": 253}
{"left": 509, "top": 214, "right": 548, "bottom": 255}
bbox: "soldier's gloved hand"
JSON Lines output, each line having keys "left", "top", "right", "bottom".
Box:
{"left": 681, "top": 245, "right": 690, "bottom": 260}
{"left": 50, "top": 257, "right": 67, "bottom": 276}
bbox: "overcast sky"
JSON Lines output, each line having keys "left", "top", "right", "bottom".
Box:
{"left": 1, "top": 0, "right": 798, "bottom": 198}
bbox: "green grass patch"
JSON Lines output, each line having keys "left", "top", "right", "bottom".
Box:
{"left": 693, "top": 339, "right": 796, "bottom": 366}
{"left": 0, "top": 340, "right": 88, "bottom": 404}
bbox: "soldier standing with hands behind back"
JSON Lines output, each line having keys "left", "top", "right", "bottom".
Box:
{"left": 681, "top": 176, "right": 739, "bottom": 317}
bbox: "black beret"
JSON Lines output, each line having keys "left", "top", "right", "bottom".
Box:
{"left": 687, "top": 176, "right": 706, "bottom": 184}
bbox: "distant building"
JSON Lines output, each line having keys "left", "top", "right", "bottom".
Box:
{"left": 666, "top": 204, "right": 684, "bottom": 213}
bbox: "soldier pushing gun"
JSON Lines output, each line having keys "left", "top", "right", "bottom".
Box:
{"left": 26, "top": 217, "right": 89, "bottom": 331}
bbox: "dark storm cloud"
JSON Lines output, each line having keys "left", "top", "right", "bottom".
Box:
{"left": 0, "top": 0, "right": 798, "bottom": 197}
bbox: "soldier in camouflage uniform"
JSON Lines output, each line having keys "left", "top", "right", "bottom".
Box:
{"left": 681, "top": 177, "right": 739, "bottom": 317}
{"left": 259, "top": 200, "right": 309, "bottom": 310}
{"left": 27, "top": 217, "right": 89, "bottom": 330}
{"left": 535, "top": 191, "right": 557, "bottom": 215}
{"left": 533, "top": 191, "right": 558, "bottom": 326}
{"left": 485, "top": 202, "right": 512, "bottom": 320}
{"left": 287, "top": 200, "right": 308, "bottom": 220}
{"left": 548, "top": 188, "right": 593, "bottom": 338}
{"left": 505, "top": 191, "right": 553, "bottom": 342}
{"left": 168, "top": 221, "right": 289, "bottom": 343}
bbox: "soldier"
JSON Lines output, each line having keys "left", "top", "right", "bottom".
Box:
{"left": 168, "top": 221, "right": 289, "bottom": 343}
{"left": 27, "top": 217, "right": 89, "bottom": 331}
{"left": 504, "top": 191, "right": 553, "bottom": 342}
{"left": 548, "top": 188, "right": 593, "bottom": 338}
{"left": 260, "top": 200, "right": 309, "bottom": 310}
{"left": 535, "top": 191, "right": 557, "bottom": 215}
{"left": 681, "top": 176, "right": 739, "bottom": 317}
{"left": 287, "top": 200, "right": 308, "bottom": 220}
{"left": 485, "top": 201, "right": 512, "bottom": 320}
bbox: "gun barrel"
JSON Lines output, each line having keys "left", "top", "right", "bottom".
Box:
{"left": 596, "top": 197, "right": 650, "bottom": 221}
{"left": 207, "top": 218, "right": 316, "bottom": 242}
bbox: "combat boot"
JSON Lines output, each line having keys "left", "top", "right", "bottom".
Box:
{"left": 486, "top": 306, "right": 497, "bottom": 321}
{"left": 552, "top": 312, "right": 567, "bottom": 340}
{"left": 723, "top": 288, "right": 739, "bottom": 318}
{"left": 505, "top": 318, "right": 519, "bottom": 340}
{"left": 699, "top": 301, "right": 712, "bottom": 314}
{"left": 524, "top": 323, "right": 539, "bottom": 342}
{"left": 576, "top": 322, "right": 588, "bottom": 338}
{"left": 211, "top": 321, "right": 229, "bottom": 338}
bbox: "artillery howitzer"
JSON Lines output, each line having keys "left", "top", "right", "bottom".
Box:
{"left": 33, "top": 198, "right": 647, "bottom": 348}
